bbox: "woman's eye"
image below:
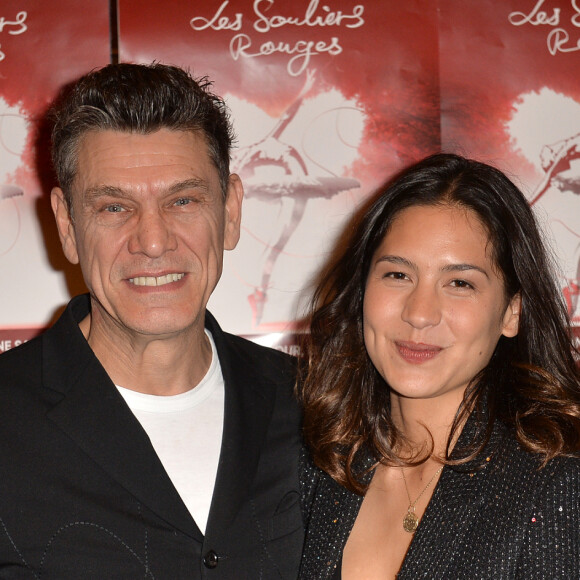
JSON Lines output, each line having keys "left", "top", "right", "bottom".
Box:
{"left": 450, "top": 279, "right": 474, "bottom": 289}
{"left": 385, "top": 272, "right": 408, "bottom": 280}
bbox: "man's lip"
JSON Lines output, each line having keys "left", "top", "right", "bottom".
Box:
{"left": 395, "top": 341, "right": 443, "bottom": 363}
{"left": 127, "top": 272, "right": 186, "bottom": 287}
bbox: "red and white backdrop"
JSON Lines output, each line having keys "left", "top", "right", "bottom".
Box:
{"left": 439, "top": 0, "right": 580, "bottom": 340}
{"left": 0, "top": 0, "right": 109, "bottom": 351}
{"left": 0, "top": 0, "right": 578, "bottom": 353}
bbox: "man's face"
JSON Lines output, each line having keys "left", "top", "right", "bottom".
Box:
{"left": 51, "top": 128, "right": 243, "bottom": 341}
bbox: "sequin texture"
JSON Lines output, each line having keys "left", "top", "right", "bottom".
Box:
{"left": 299, "top": 416, "right": 580, "bottom": 579}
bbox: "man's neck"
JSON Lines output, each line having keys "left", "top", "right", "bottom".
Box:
{"left": 79, "top": 313, "right": 213, "bottom": 396}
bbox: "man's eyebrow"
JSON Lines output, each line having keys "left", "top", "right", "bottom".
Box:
{"left": 83, "top": 185, "right": 126, "bottom": 204}
{"left": 166, "top": 178, "right": 209, "bottom": 195}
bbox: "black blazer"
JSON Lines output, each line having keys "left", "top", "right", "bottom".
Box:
{"left": 0, "top": 294, "right": 304, "bottom": 579}
{"left": 299, "top": 418, "right": 580, "bottom": 579}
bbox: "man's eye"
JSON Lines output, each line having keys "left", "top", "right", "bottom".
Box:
{"left": 104, "top": 204, "right": 124, "bottom": 213}
{"left": 174, "top": 198, "right": 193, "bottom": 207}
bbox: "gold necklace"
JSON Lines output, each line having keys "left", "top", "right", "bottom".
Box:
{"left": 401, "top": 465, "right": 444, "bottom": 533}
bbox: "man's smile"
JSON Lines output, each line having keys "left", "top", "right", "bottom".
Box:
{"left": 128, "top": 273, "right": 185, "bottom": 287}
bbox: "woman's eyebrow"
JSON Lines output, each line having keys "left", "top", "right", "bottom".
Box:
{"left": 374, "top": 255, "right": 490, "bottom": 279}
{"left": 374, "top": 255, "right": 415, "bottom": 269}
{"left": 441, "top": 263, "right": 489, "bottom": 278}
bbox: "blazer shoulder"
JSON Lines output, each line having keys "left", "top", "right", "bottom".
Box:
{"left": 536, "top": 453, "right": 580, "bottom": 501}
{"left": 476, "top": 436, "right": 580, "bottom": 540}
{"left": 479, "top": 434, "right": 580, "bottom": 499}
{"left": 0, "top": 332, "right": 43, "bottom": 383}
{"left": 515, "top": 454, "right": 580, "bottom": 576}
{"left": 496, "top": 434, "right": 580, "bottom": 482}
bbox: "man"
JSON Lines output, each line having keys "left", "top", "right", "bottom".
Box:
{"left": 0, "top": 63, "right": 303, "bottom": 578}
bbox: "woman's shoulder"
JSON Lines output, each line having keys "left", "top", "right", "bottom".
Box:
{"left": 490, "top": 432, "right": 580, "bottom": 506}
{"left": 537, "top": 453, "right": 580, "bottom": 498}
{"left": 450, "top": 425, "right": 580, "bottom": 517}
{"left": 500, "top": 428, "right": 580, "bottom": 471}
{"left": 518, "top": 452, "right": 580, "bottom": 570}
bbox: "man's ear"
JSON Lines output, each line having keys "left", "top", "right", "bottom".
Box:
{"left": 501, "top": 292, "right": 521, "bottom": 338}
{"left": 50, "top": 187, "right": 79, "bottom": 265}
{"left": 223, "top": 173, "right": 244, "bottom": 251}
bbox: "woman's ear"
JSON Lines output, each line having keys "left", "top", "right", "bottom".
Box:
{"left": 501, "top": 292, "right": 521, "bottom": 338}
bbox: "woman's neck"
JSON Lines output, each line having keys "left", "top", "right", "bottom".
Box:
{"left": 389, "top": 388, "right": 467, "bottom": 459}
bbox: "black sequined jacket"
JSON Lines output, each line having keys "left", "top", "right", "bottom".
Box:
{"left": 299, "top": 416, "right": 580, "bottom": 579}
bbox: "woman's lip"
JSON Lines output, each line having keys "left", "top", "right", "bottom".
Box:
{"left": 396, "top": 341, "right": 443, "bottom": 364}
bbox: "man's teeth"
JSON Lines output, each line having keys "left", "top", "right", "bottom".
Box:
{"left": 130, "top": 273, "right": 184, "bottom": 287}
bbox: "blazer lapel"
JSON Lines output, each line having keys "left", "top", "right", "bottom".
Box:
{"left": 308, "top": 475, "right": 366, "bottom": 580}
{"left": 203, "top": 313, "right": 277, "bottom": 536}
{"left": 400, "top": 419, "right": 507, "bottom": 577}
{"left": 300, "top": 450, "right": 375, "bottom": 580}
{"left": 42, "top": 296, "right": 201, "bottom": 541}
{"left": 399, "top": 463, "right": 487, "bottom": 577}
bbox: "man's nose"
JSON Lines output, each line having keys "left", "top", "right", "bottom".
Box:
{"left": 127, "top": 210, "right": 177, "bottom": 258}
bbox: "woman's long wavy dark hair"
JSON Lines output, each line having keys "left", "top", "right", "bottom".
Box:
{"left": 299, "top": 153, "right": 580, "bottom": 494}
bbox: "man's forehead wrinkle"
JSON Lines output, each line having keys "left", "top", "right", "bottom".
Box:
{"left": 79, "top": 178, "right": 212, "bottom": 203}
{"left": 107, "top": 152, "right": 195, "bottom": 167}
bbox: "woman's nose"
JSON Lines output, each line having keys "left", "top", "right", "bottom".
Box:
{"left": 401, "top": 282, "right": 442, "bottom": 329}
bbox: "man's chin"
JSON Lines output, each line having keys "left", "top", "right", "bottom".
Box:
{"left": 92, "top": 303, "right": 203, "bottom": 342}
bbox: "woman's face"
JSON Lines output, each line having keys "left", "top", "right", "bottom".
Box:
{"left": 363, "top": 204, "right": 520, "bottom": 404}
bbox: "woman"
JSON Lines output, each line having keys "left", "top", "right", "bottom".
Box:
{"left": 298, "top": 153, "right": 580, "bottom": 579}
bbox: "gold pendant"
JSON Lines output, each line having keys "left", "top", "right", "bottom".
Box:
{"left": 403, "top": 507, "right": 419, "bottom": 533}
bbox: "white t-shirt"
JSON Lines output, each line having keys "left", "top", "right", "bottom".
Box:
{"left": 116, "top": 331, "right": 224, "bottom": 535}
